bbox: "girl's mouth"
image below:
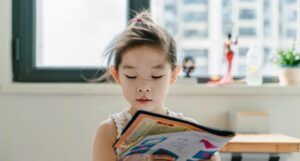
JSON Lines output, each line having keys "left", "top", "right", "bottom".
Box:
{"left": 136, "top": 98, "right": 153, "bottom": 104}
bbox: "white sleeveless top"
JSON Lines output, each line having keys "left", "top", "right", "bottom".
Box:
{"left": 110, "top": 108, "right": 199, "bottom": 155}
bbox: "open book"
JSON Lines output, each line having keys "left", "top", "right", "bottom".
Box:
{"left": 113, "top": 110, "right": 235, "bottom": 161}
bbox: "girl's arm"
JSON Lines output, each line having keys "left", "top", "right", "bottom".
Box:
{"left": 93, "top": 119, "right": 118, "bottom": 161}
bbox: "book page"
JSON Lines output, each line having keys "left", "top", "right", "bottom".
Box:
{"left": 121, "top": 131, "right": 233, "bottom": 161}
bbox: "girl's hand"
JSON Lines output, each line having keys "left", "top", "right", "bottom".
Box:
{"left": 200, "top": 153, "right": 220, "bottom": 161}
{"left": 119, "top": 152, "right": 220, "bottom": 161}
{"left": 119, "top": 154, "right": 175, "bottom": 161}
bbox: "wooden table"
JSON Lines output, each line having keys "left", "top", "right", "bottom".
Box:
{"left": 220, "top": 134, "right": 300, "bottom": 161}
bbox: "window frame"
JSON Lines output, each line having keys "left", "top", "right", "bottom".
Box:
{"left": 12, "top": 0, "right": 278, "bottom": 83}
{"left": 12, "top": 0, "right": 150, "bottom": 82}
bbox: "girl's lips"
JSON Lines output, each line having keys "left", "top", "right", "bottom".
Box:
{"left": 136, "top": 99, "right": 152, "bottom": 104}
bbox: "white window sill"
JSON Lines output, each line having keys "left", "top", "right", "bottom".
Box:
{"left": 1, "top": 83, "right": 300, "bottom": 95}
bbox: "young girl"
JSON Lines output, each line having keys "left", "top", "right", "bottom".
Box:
{"left": 92, "top": 11, "right": 220, "bottom": 161}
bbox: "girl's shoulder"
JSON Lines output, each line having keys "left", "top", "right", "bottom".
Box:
{"left": 97, "top": 117, "right": 115, "bottom": 130}
{"left": 95, "top": 117, "right": 118, "bottom": 142}
{"left": 97, "top": 110, "right": 129, "bottom": 133}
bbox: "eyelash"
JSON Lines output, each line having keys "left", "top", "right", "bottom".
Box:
{"left": 152, "top": 75, "right": 164, "bottom": 79}
{"left": 125, "top": 75, "right": 164, "bottom": 80}
{"left": 125, "top": 75, "right": 137, "bottom": 79}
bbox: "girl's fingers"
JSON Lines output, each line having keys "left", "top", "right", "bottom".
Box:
{"left": 210, "top": 153, "right": 220, "bottom": 161}
{"left": 151, "top": 154, "right": 176, "bottom": 161}
{"left": 121, "top": 154, "right": 218, "bottom": 161}
{"left": 121, "top": 154, "right": 151, "bottom": 161}
{"left": 121, "top": 152, "right": 220, "bottom": 161}
{"left": 198, "top": 154, "right": 220, "bottom": 161}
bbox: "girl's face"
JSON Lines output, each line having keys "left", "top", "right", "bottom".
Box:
{"left": 110, "top": 45, "right": 180, "bottom": 111}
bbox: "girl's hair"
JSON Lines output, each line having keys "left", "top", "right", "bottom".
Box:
{"left": 97, "top": 10, "right": 177, "bottom": 82}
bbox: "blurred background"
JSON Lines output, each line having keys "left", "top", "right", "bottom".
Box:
{"left": 1, "top": 0, "right": 300, "bottom": 161}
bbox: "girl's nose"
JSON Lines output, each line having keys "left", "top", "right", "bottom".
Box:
{"left": 137, "top": 88, "right": 151, "bottom": 93}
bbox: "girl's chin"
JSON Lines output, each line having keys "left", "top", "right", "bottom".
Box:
{"left": 132, "top": 103, "right": 160, "bottom": 112}
{"left": 134, "top": 106, "right": 156, "bottom": 111}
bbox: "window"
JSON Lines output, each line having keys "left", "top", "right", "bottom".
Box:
{"left": 36, "top": 1, "right": 126, "bottom": 68}
{"left": 239, "top": 47, "right": 248, "bottom": 57}
{"left": 14, "top": 0, "right": 299, "bottom": 83}
{"left": 240, "top": 0, "right": 256, "bottom": 2}
{"left": 263, "top": 0, "right": 271, "bottom": 38}
{"left": 239, "top": 9, "right": 256, "bottom": 19}
{"left": 286, "top": 11, "right": 297, "bottom": 21}
{"left": 183, "top": 12, "right": 208, "bottom": 22}
{"left": 286, "top": 0, "right": 297, "bottom": 3}
{"left": 183, "top": 30, "right": 208, "bottom": 39}
{"left": 151, "top": 0, "right": 299, "bottom": 81}
{"left": 163, "top": 0, "right": 177, "bottom": 36}
{"left": 183, "top": 0, "right": 208, "bottom": 5}
{"left": 182, "top": 49, "right": 208, "bottom": 58}
{"left": 13, "top": 0, "right": 149, "bottom": 82}
{"left": 263, "top": 48, "right": 271, "bottom": 64}
{"left": 222, "top": 0, "right": 233, "bottom": 36}
{"left": 286, "top": 29, "right": 297, "bottom": 38}
{"left": 239, "top": 28, "right": 257, "bottom": 36}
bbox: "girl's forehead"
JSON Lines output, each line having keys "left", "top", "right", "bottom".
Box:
{"left": 121, "top": 61, "right": 170, "bottom": 70}
{"left": 120, "top": 45, "right": 170, "bottom": 68}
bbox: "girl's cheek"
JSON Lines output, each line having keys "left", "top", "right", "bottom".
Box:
{"left": 121, "top": 78, "right": 135, "bottom": 86}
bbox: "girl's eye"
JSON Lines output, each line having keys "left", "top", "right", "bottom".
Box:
{"left": 152, "top": 75, "right": 164, "bottom": 79}
{"left": 125, "top": 75, "right": 137, "bottom": 79}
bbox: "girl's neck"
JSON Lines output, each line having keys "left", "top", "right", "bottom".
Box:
{"left": 127, "top": 105, "right": 168, "bottom": 116}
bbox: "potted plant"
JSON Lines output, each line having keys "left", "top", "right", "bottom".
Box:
{"left": 271, "top": 48, "right": 300, "bottom": 85}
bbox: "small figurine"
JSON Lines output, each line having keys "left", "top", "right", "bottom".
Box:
{"left": 211, "top": 33, "right": 238, "bottom": 85}
{"left": 182, "top": 56, "right": 196, "bottom": 78}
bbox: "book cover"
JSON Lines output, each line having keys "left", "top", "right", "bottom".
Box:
{"left": 113, "top": 110, "right": 235, "bottom": 161}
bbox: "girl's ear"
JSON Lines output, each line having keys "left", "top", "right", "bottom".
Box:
{"left": 170, "top": 64, "right": 180, "bottom": 85}
{"left": 109, "top": 65, "right": 121, "bottom": 84}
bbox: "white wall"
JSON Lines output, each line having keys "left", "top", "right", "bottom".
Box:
{"left": 1, "top": 0, "right": 300, "bottom": 161}
{"left": 1, "top": 92, "right": 300, "bottom": 161}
